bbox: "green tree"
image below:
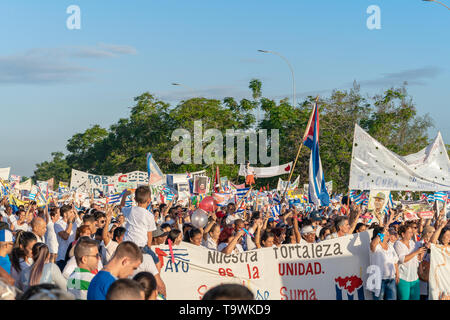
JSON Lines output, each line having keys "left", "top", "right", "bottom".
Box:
{"left": 33, "top": 152, "right": 70, "bottom": 186}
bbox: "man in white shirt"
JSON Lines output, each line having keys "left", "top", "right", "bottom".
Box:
{"left": 30, "top": 217, "right": 47, "bottom": 243}
{"left": 122, "top": 186, "right": 157, "bottom": 251}
{"left": 46, "top": 207, "right": 60, "bottom": 263}
{"left": 54, "top": 205, "right": 79, "bottom": 271}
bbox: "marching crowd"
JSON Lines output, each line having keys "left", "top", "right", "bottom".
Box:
{"left": 0, "top": 186, "right": 449, "bottom": 300}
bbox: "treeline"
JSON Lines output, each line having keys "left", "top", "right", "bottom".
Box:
{"left": 33, "top": 80, "right": 438, "bottom": 193}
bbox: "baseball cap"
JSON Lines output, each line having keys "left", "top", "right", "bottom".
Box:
{"left": 301, "top": 225, "right": 315, "bottom": 235}
{"left": 374, "top": 192, "right": 386, "bottom": 200}
{"left": 0, "top": 229, "right": 14, "bottom": 242}
{"left": 153, "top": 226, "right": 169, "bottom": 238}
{"left": 268, "top": 217, "right": 275, "bottom": 223}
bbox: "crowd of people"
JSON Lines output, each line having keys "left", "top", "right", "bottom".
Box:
{"left": 0, "top": 186, "right": 449, "bottom": 300}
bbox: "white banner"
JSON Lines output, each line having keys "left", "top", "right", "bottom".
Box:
{"left": 349, "top": 124, "right": 450, "bottom": 191}
{"left": 239, "top": 162, "right": 292, "bottom": 178}
{"left": 0, "top": 167, "right": 10, "bottom": 180}
{"left": 429, "top": 244, "right": 450, "bottom": 300}
{"left": 15, "top": 179, "right": 32, "bottom": 192}
{"left": 156, "top": 231, "right": 373, "bottom": 300}
{"left": 303, "top": 181, "right": 333, "bottom": 195}
{"left": 277, "top": 176, "right": 299, "bottom": 192}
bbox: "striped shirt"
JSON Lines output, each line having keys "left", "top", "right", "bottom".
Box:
{"left": 67, "top": 267, "right": 96, "bottom": 300}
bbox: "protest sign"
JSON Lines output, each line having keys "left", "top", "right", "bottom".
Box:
{"left": 193, "top": 176, "right": 209, "bottom": 194}
{"left": 368, "top": 190, "right": 389, "bottom": 214}
{"left": 429, "top": 244, "right": 450, "bottom": 300}
{"left": 277, "top": 176, "right": 299, "bottom": 192}
{"left": 0, "top": 167, "right": 10, "bottom": 180}
{"left": 156, "top": 230, "right": 373, "bottom": 300}
{"left": 303, "top": 181, "right": 332, "bottom": 195}
{"left": 349, "top": 124, "right": 450, "bottom": 191}
{"left": 400, "top": 200, "right": 434, "bottom": 220}
{"left": 15, "top": 179, "right": 32, "bottom": 192}
{"left": 239, "top": 162, "right": 293, "bottom": 178}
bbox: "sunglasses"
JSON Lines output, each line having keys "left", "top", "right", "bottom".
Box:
{"left": 85, "top": 253, "right": 100, "bottom": 259}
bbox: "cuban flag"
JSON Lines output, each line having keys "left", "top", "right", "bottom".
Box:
{"left": 271, "top": 204, "right": 281, "bottom": 218}
{"left": 351, "top": 191, "right": 368, "bottom": 205}
{"left": 383, "top": 192, "right": 394, "bottom": 216}
{"left": 272, "top": 192, "right": 281, "bottom": 204}
{"left": 427, "top": 193, "right": 435, "bottom": 203}
{"left": 236, "top": 188, "right": 250, "bottom": 197}
{"left": 304, "top": 102, "right": 329, "bottom": 207}
{"left": 147, "top": 153, "right": 164, "bottom": 185}
{"left": 434, "top": 191, "right": 447, "bottom": 203}
{"left": 335, "top": 275, "right": 365, "bottom": 300}
{"left": 108, "top": 190, "right": 125, "bottom": 204}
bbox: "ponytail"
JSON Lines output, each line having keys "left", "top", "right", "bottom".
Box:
{"left": 29, "top": 243, "right": 50, "bottom": 286}
{"left": 10, "top": 231, "right": 37, "bottom": 273}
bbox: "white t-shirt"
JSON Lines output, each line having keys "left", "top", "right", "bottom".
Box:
{"left": 325, "top": 232, "right": 339, "bottom": 240}
{"left": 133, "top": 253, "right": 159, "bottom": 277}
{"left": 218, "top": 242, "right": 244, "bottom": 254}
{"left": 101, "top": 240, "right": 119, "bottom": 264}
{"left": 11, "top": 257, "right": 33, "bottom": 288}
{"left": 62, "top": 255, "right": 103, "bottom": 279}
{"left": 202, "top": 235, "right": 218, "bottom": 251}
{"left": 33, "top": 232, "right": 45, "bottom": 244}
{"left": 54, "top": 219, "right": 77, "bottom": 262}
{"left": 370, "top": 243, "right": 399, "bottom": 279}
{"left": 6, "top": 214, "right": 17, "bottom": 227}
{"left": 122, "top": 206, "right": 157, "bottom": 248}
{"left": 245, "top": 227, "right": 257, "bottom": 251}
{"left": 45, "top": 221, "right": 59, "bottom": 255}
{"left": 394, "top": 240, "right": 421, "bottom": 282}
{"left": 225, "top": 214, "right": 239, "bottom": 226}
{"left": 13, "top": 221, "right": 30, "bottom": 232}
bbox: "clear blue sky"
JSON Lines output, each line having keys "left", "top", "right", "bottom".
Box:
{"left": 1, "top": 0, "right": 449, "bottom": 177}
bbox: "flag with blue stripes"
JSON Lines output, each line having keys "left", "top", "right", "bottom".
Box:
{"left": 434, "top": 191, "right": 447, "bottom": 203}
{"left": 147, "top": 152, "right": 164, "bottom": 184}
{"left": 108, "top": 190, "right": 126, "bottom": 204}
{"left": 350, "top": 191, "right": 369, "bottom": 205}
{"left": 272, "top": 192, "right": 281, "bottom": 204}
{"left": 427, "top": 193, "right": 435, "bottom": 203}
{"left": 236, "top": 188, "right": 250, "bottom": 197}
{"left": 271, "top": 204, "right": 281, "bottom": 218}
{"left": 383, "top": 192, "right": 394, "bottom": 216}
{"left": 305, "top": 102, "right": 330, "bottom": 207}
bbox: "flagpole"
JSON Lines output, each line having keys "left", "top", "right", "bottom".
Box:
{"left": 281, "top": 96, "right": 319, "bottom": 202}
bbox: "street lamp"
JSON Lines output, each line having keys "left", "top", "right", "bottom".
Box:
{"left": 258, "top": 49, "right": 296, "bottom": 108}
{"left": 423, "top": 0, "right": 450, "bottom": 10}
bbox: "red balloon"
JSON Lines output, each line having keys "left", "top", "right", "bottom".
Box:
{"left": 198, "top": 196, "right": 217, "bottom": 213}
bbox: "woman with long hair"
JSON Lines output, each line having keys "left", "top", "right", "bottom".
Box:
{"left": 10, "top": 231, "right": 37, "bottom": 285}
{"left": 166, "top": 229, "right": 182, "bottom": 245}
{"left": 394, "top": 225, "right": 426, "bottom": 300}
{"left": 20, "top": 243, "right": 67, "bottom": 292}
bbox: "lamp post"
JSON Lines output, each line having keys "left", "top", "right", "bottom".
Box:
{"left": 423, "top": 0, "right": 450, "bottom": 10}
{"left": 258, "top": 49, "right": 296, "bottom": 108}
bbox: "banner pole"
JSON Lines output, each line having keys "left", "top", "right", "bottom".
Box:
{"left": 281, "top": 96, "right": 319, "bottom": 202}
